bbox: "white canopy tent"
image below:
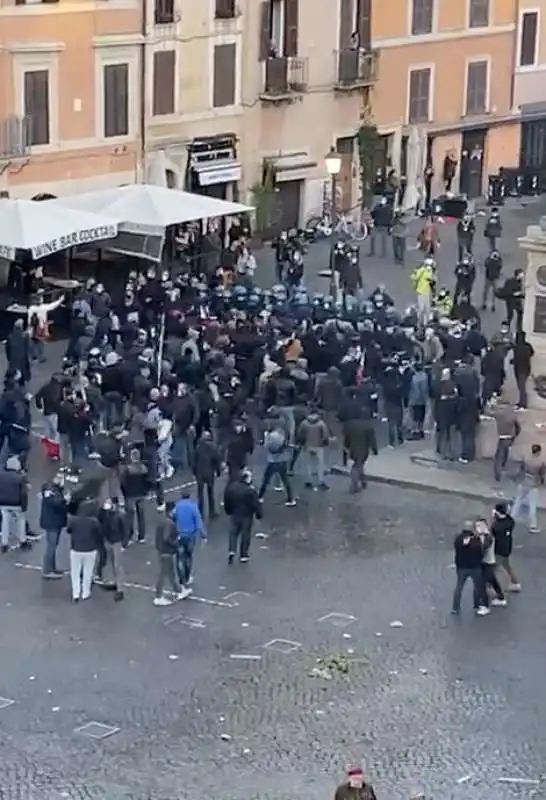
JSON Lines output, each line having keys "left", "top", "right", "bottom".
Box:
{"left": 0, "top": 198, "right": 119, "bottom": 261}
{"left": 52, "top": 184, "right": 253, "bottom": 236}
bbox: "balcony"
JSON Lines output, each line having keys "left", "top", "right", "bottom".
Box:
{"left": 0, "top": 116, "right": 30, "bottom": 160}
{"left": 334, "top": 48, "right": 378, "bottom": 91}
{"left": 260, "top": 56, "right": 308, "bottom": 104}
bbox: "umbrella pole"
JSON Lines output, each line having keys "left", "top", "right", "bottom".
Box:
{"left": 156, "top": 310, "right": 166, "bottom": 387}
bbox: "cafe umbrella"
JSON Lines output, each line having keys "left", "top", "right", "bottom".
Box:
{"left": 0, "top": 197, "right": 119, "bottom": 260}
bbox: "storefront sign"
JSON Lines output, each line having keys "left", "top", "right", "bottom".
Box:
{"left": 0, "top": 244, "right": 14, "bottom": 260}
{"left": 31, "top": 223, "right": 118, "bottom": 259}
{"left": 198, "top": 163, "right": 242, "bottom": 187}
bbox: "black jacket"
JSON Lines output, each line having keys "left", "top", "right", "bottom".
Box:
{"left": 0, "top": 469, "right": 27, "bottom": 510}
{"left": 492, "top": 514, "right": 514, "bottom": 557}
{"left": 35, "top": 378, "right": 62, "bottom": 416}
{"left": 223, "top": 480, "right": 262, "bottom": 519}
{"left": 120, "top": 462, "right": 148, "bottom": 498}
{"left": 454, "top": 531, "right": 483, "bottom": 569}
{"left": 39, "top": 482, "right": 67, "bottom": 530}
{"left": 98, "top": 508, "right": 125, "bottom": 544}
{"left": 67, "top": 513, "right": 100, "bottom": 552}
{"left": 193, "top": 439, "right": 221, "bottom": 481}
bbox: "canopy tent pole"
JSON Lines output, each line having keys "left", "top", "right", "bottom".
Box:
{"left": 156, "top": 310, "right": 166, "bottom": 387}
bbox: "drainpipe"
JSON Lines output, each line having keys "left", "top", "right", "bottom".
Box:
{"left": 138, "top": 0, "right": 148, "bottom": 183}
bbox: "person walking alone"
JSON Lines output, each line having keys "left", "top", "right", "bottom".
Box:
{"left": 173, "top": 491, "right": 207, "bottom": 593}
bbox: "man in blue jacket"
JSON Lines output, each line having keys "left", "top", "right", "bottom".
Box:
{"left": 39, "top": 473, "right": 68, "bottom": 578}
{"left": 173, "top": 491, "right": 206, "bottom": 595}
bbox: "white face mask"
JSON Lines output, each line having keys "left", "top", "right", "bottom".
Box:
{"left": 103, "top": 501, "right": 113, "bottom": 511}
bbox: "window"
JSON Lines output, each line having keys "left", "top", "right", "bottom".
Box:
{"left": 212, "top": 43, "right": 236, "bottom": 107}
{"left": 411, "top": 0, "right": 433, "bottom": 35}
{"left": 23, "top": 69, "right": 49, "bottom": 146}
{"left": 465, "top": 60, "right": 488, "bottom": 115}
{"left": 215, "top": 0, "right": 235, "bottom": 18}
{"left": 469, "top": 0, "right": 489, "bottom": 28}
{"left": 520, "top": 11, "right": 539, "bottom": 67}
{"left": 154, "top": 0, "right": 174, "bottom": 25}
{"left": 258, "top": 0, "right": 298, "bottom": 60}
{"left": 408, "top": 67, "right": 431, "bottom": 123}
{"left": 153, "top": 50, "right": 175, "bottom": 115}
{"left": 103, "top": 63, "right": 129, "bottom": 137}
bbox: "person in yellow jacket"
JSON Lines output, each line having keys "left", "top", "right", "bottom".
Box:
{"left": 411, "top": 257, "right": 436, "bottom": 326}
{"left": 434, "top": 287, "right": 453, "bottom": 318}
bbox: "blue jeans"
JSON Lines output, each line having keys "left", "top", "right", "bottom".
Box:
{"left": 452, "top": 567, "right": 484, "bottom": 612}
{"left": 69, "top": 437, "right": 87, "bottom": 469}
{"left": 512, "top": 486, "right": 538, "bottom": 529}
{"left": 171, "top": 433, "right": 193, "bottom": 470}
{"left": 177, "top": 538, "right": 195, "bottom": 586}
{"left": 42, "top": 528, "right": 61, "bottom": 574}
{"left": 44, "top": 413, "right": 59, "bottom": 443}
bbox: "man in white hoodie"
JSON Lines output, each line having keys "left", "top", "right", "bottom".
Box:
{"left": 475, "top": 518, "right": 506, "bottom": 608}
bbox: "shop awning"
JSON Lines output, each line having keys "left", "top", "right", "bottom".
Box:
{"left": 0, "top": 198, "right": 118, "bottom": 260}
{"left": 53, "top": 183, "right": 252, "bottom": 237}
{"left": 193, "top": 160, "right": 242, "bottom": 187}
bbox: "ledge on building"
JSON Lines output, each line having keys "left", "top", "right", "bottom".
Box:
{"left": 333, "top": 48, "right": 378, "bottom": 92}
{"left": 259, "top": 56, "right": 308, "bottom": 105}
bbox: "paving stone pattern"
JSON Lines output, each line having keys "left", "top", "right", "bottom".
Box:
{"left": 1, "top": 486, "right": 546, "bottom": 800}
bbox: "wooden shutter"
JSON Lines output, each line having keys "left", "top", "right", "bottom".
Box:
{"left": 153, "top": 50, "right": 175, "bottom": 115}
{"left": 284, "top": 0, "right": 298, "bottom": 57}
{"left": 258, "top": 1, "right": 271, "bottom": 61}
{"left": 339, "top": 0, "right": 354, "bottom": 49}
{"left": 215, "top": 0, "right": 235, "bottom": 18}
{"left": 24, "top": 70, "right": 49, "bottom": 146}
{"left": 213, "top": 43, "right": 236, "bottom": 107}
{"left": 104, "top": 64, "right": 128, "bottom": 137}
{"left": 520, "top": 12, "right": 538, "bottom": 67}
{"left": 357, "top": 0, "right": 371, "bottom": 49}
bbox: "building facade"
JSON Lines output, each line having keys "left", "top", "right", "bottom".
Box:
{"left": 371, "top": 0, "right": 520, "bottom": 198}
{"left": 0, "top": 0, "right": 143, "bottom": 198}
{"left": 145, "top": 0, "right": 377, "bottom": 230}
{"left": 513, "top": 0, "right": 546, "bottom": 177}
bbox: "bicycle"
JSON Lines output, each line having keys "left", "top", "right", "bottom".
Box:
{"left": 305, "top": 204, "right": 370, "bottom": 242}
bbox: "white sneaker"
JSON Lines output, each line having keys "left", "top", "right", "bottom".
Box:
{"left": 491, "top": 597, "right": 507, "bottom": 607}
{"left": 508, "top": 583, "right": 521, "bottom": 592}
{"left": 179, "top": 587, "right": 193, "bottom": 599}
{"left": 476, "top": 606, "right": 491, "bottom": 616}
{"left": 187, "top": 575, "right": 194, "bottom": 586}
{"left": 153, "top": 596, "right": 173, "bottom": 606}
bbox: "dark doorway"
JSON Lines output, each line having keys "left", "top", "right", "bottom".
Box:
{"left": 272, "top": 180, "right": 301, "bottom": 235}
{"left": 460, "top": 128, "right": 487, "bottom": 198}
{"left": 520, "top": 119, "right": 546, "bottom": 178}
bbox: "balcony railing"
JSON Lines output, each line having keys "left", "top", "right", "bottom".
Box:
{"left": 334, "top": 48, "right": 378, "bottom": 89}
{"left": 0, "top": 116, "right": 30, "bottom": 159}
{"left": 260, "top": 56, "right": 308, "bottom": 101}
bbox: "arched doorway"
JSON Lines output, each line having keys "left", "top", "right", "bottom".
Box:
{"left": 31, "top": 193, "right": 57, "bottom": 201}
{"left": 165, "top": 169, "right": 177, "bottom": 189}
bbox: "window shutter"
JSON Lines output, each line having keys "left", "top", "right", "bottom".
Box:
{"left": 24, "top": 70, "right": 49, "bottom": 146}
{"left": 338, "top": 0, "right": 354, "bottom": 49}
{"left": 284, "top": 0, "right": 298, "bottom": 57}
{"left": 153, "top": 50, "right": 175, "bottom": 115}
{"left": 520, "top": 12, "right": 538, "bottom": 67}
{"left": 213, "top": 43, "right": 236, "bottom": 107}
{"left": 258, "top": 1, "right": 271, "bottom": 61}
{"left": 357, "top": 0, "right": 371, "bottom": 49}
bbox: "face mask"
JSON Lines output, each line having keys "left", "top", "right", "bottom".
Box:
{"left": 103, "top": 502, "right": 113, "bottom": 511}
{"left": 235, "top": 425, "right": 242, "bottom": 433}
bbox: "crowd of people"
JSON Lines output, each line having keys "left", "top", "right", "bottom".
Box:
{"left": 0, "top": 202, "right": 539, "bottom": 612}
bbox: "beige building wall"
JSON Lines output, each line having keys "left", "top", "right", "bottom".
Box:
{"left": 0, "top": 0, "right": 143, "bottom": 197}
{"left": 372, "top": 0, "right": 520, "bottom": 194}
{"left": 145, "top": 0, "right": 368, "bottom": 225}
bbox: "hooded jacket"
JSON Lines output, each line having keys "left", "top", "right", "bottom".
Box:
{"left": 297, "top": 412, "right": 329, "bottom": 449}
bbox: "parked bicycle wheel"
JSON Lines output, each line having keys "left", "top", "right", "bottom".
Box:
{"left": 348, "top": 220, "right": 368, "bottom": 242}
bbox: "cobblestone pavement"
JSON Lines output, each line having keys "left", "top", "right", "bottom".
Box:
{"left": 2, "top": 484, "right": 546, "bottom": 800}
{"left": 2, "top": 199, "right": 546, "bottom": 799}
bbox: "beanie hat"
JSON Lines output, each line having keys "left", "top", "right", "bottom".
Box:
{"left": 495, "top": 502, "right": 507, "bottom": 514}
